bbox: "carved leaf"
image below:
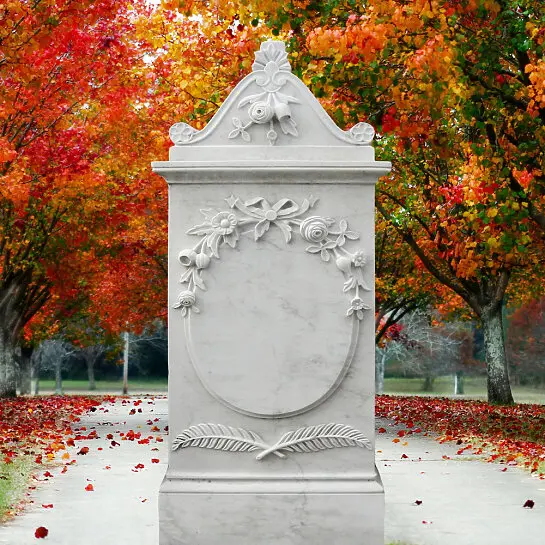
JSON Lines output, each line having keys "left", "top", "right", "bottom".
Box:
{"left": 207, "top": 232, "right": 221, "bottom": 258}
{"left": 228, "top": 128, "right": 241, "bottom": 139}
{"left": 238, "top": 92, "right": 266, "bottom": 108}
{"left": 320, "top": 248, "right": 330, "bottom": 261}
{"left": 279, "top": 116, "right": 298, "bottom": 136}
{"left": 254, "top": 219, "right": 270, "bottom": 240}
{"left": 276, "top": 221, "right": 292, "bottom": 243}
{"left": 321, "top": 240, "right": 338, "bottom": 250}
{"left": 193, "top": 271, "right": 206, "bottom": 291}
{"left": 186, "top": 223, "right": 212, "bottom": 236}
{"left": 276, "top": 423, "right": 372, "bottom": 452}
{"left": 172, "top": 423, "right": 266, "bottom": 453}
{"left": 255, "top": 423, "right": 372, "bottom": 460}
{"left": 305, "top": 245, "right": 322, "bottom": 254}
{"left": 241, "top": 130, "right": 251, "bottom": 142}
{"left": 179, "top": 268, "right": 193, "bottom": 283}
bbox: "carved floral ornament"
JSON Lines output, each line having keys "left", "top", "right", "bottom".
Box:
{"left": 173, "top": 195, "right": 371, "bottom": 320}
{"left": 168, "top": 40, "right": 376, "bottom": 146}
{"left": 172, "top": 423, "right": 372, "bottom": 460}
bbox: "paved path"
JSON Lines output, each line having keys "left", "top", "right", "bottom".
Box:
{"left": 0, "top": 398, "right": 544, "bottom": 544}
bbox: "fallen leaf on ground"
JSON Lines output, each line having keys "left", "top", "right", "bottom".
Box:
{"left": 85, "top": 484, "right": 94, "bottom": 492}
{"left": 34, "top": 527, "right": 49, "bottom": 538}
{"left": 524, "top": 500, "right": 535, "bottom": 509}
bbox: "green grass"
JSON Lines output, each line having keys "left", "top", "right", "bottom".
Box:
{"left": 383, "top": 376, "right": 545, "bottom": 404}
{"left": 0, "top": 456, "right": 34, "bottom": 521}
{"left": 37, "top": 378, "right": 168, "bottom": 394}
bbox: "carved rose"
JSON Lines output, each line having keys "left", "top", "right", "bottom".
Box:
{"left": 352, "top": 251, "right": 367, "bottom": 268}
{"left": 300, "top": 216, "right": 329, "bottom": 243}
{"left": 176, "top": 290, "right": 196, "bottom": 308}
{"left": 211, "top": 212, "right": 237, "bottom": 235}
{"left": 248, "top": 102, "right": 274, "bottom": 124}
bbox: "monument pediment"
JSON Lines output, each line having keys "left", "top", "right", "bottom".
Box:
{"left": 165, "top": 40, "right": 378, "bottom": 165}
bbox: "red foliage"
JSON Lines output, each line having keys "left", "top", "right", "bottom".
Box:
{"left": 0, "top": 396, "right": 110, "bottom": 463}
{"left": 376, "top": 396, "right": 545, "bottom": 477}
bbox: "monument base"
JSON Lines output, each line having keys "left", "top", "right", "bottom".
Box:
{"left": 158, "top": 472, "right": 384, "bottom": 545}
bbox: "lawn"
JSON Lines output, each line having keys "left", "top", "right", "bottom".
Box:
{"left": 384, "top": 376, "right": 545, "bottom": 404}
{"left": 37, "top": 378, "right": 168, "bottom": 394}
{"left": 0, "top": 456, "right": 34, "bottom": 521}
{"left": 34, "top": 376, "right": 545, "bottom": 403}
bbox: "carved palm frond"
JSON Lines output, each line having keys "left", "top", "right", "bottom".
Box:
{"left": 172, "top": 423, "right": 284, "bottom": 456}
{"left": 255, "top": 423, "right": 372, "bottom": 460}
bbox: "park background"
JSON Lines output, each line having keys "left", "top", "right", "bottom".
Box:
{"left": 1, "top": 0, "right": 545, "bottom": 537}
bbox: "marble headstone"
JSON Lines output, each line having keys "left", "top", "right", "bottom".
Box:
{"left": 152, "top": 40, "right": 391, "bottom": 545}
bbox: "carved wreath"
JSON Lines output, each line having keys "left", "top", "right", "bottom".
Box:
{"left": 172, "top": 423, "right": 372, "bottom": 461}
{"left": 173, "top": 196, "right": 371, "bottom": 319}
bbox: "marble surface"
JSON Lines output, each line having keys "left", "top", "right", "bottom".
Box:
{"left": 152, "top": 40, "right": 391, "bottom": 544}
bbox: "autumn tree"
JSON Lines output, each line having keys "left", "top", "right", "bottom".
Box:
{"left": 0, "top": 0, "right": 157, "bottom": 396}
{"left": 166, "top": 0, "right": 545, "bottom": 404}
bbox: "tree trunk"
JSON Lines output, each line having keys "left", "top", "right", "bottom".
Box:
{"left": 18, "top": 346, "right": 33, "bottom": 395}
{"left": 422, "top": 375, "right": 435, "bottom": 392}
{"left": 55, "top": 360, "right": 63, "bottom": 395}
{"left": 454, "top": 370, "right": 465, "bottom": 395}
{"left": 375, "top": 350, "right": 385, "bottom": 394}
{"left": 482, "top": 305, "right": 514, "bottom": 404}
{"left": 86, "top": 354, "right": 96, "bottom": 391}
{"left": 123, "top": 331, "right": 129, "bottom": 395}
{"left": 0, "top": 336, "right": 18, "bottom": 398}
{"left": 32, "top": 355, "right": 40, "bottom": 395}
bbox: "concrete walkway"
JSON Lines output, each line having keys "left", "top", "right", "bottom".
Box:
{"left": 0, "top": 397, "right": 544, "bottom": 544}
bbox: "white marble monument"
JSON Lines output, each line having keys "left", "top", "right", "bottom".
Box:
{"left": 152, "top": 40, "right": 391, "bottom": 545}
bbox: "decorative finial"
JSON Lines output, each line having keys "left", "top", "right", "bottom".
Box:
{"left": 252, "top": 40, "right": 291, "bottom": 73}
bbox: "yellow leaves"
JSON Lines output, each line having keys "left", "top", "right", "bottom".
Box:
{"left": 487, "top": 207, "right": 498, "bottom": 218}
{"left": 487, "top": 236, "right": 499, "bottom": 249}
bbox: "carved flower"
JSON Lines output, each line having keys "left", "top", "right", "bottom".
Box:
{"left": 169, "top": 122, "right": 197, "bottom": 145}
{"left": 300, "top": 216, "right": 330, "bottom": 243}
{"left": 195, "top": 252, "right": 210, "bottom": 269}
{"left": 175, "top": 290, "right": 195, "bottom": 307}
{"left": 211, "top": 212, "right": 237, "bottom": 235}
{"left": 179, "top": 249, "right": 197, "bottom": 267}
{"left": 352, "top": 251, "right": 367, "bottom": 268}
{"left": 335, "top": 255, "right": 352, "bottom": 274}
{"left": 346, "top": 297, "right": 370, "bottom": 320}
{"left": 173, "top": 290, "right": 200, "bottom": 316}
{"left": 349, "top": 122, "right": 375, "bottom": 144}
{"left": 248, "top": 102, "right": 274, "bottom": 124}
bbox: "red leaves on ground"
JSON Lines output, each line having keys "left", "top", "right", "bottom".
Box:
{"left": 0, "top": 396, "right": 104, "bottom": 464}
{"left": 151, "top": 458, "right": 160, "bottom": 463}
{"left": 85, "top": 484, "right": 94, "bottom": 491}
{"left": 524, "top": 499, "right": 535, "bottom": 509}
{"left": 34, "top": 527, "right": 49, "bottom": 538}
{"left": 41, "top": 504, "right": 54, "bottom": 509}
{"left": 376, "top": 396, "right": 545, "bottom": 477}
{"left": 77, "top": 447, "right": 90, "bottom": 455}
